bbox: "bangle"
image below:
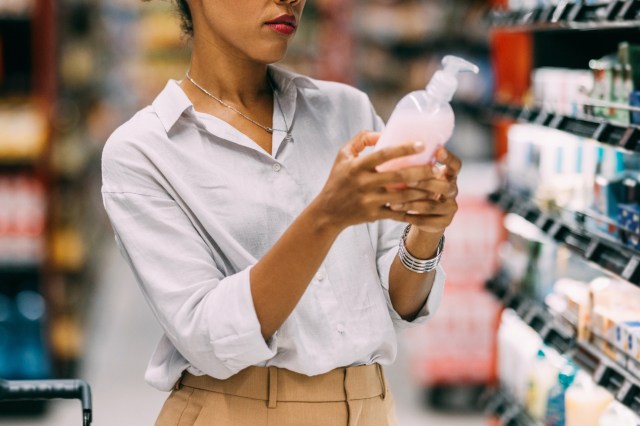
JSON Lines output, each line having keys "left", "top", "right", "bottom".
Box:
{"left": 397, "top": 225, "right": 445, "bottom": 274}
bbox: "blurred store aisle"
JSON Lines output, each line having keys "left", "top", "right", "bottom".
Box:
{"left": 0, "top": 238, "right": 485, "bottom": 426}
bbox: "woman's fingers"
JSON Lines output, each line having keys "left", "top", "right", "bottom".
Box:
{"left": 340, "top": 131, "right": 381, "bottom": 160}
{"left": 364, "top": 151, "right": 460, "bottom": 189}
{"left": 363, "top": 169, "right": 456, "bottom": 198}
{"left": 377, "top": 207, "right": 455, "bottom": 232}
{"left": 434, "top": 148, "right": 462, "bottom": 179}
{"left": 389, "top": 199, "right": 455, "bottom": 215}
{"left": 368, "top": 188, "right": 431, "bottom": 207}
{"left": 368, "top": 164, "right": 438, "bottom": 187}
{"left": 356, "top": 141, "right": 425, "bottom": 171}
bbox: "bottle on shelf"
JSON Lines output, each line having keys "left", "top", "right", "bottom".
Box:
{"left": 565, "top": 374, "right": 614, "bottom": 426}
{"left": 598, "top": 400, "right": 640, "bottom": 426}
{"left": 544, "top": 361, "right": 577, "bottom": 426}
{"left": 525, "top": 348, "right": 558, "bottom": 421}
{"left": 375, "top": 55, "right": 479, "bottom": 172}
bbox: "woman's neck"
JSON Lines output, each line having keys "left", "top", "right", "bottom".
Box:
{"left": 184, "top": 38, "right": 271, "bottom": 107}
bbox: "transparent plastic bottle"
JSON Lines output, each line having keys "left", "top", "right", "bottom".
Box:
{"left": 375, "top": 55, "right": 479, "bottom": 172}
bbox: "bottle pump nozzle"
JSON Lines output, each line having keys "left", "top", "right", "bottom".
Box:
{"left": 427, "top": 55, "right": 480, "bottom": 102}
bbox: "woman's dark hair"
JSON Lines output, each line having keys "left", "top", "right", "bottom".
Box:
{"left": 143, "top": 0, "right": 193, "bottom": 37}
{"left": 175, "top": 0, "right": 193, "bottom": 37}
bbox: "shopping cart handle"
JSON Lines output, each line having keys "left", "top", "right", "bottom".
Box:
{"left": 0, "top": 378, "right": 92, "bottom": 425}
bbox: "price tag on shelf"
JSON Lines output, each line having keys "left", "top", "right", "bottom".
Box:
{"left": 622, "top": 257, "right": 640, "bottom": 286}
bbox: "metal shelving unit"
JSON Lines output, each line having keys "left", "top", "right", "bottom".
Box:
{"left": 492, "top": 104, "right": 640, "bottom": 154}
{"left": 490, "top": 0, "right": 640, "bottom": 32}
{"left": 487, "top": 1, "right": 640, "bottom": 423}
{"left": 486, "top": 273, "right": 640, "bottom": 415}
{"left": 489, "top": 190, "right": 640, "bottom": 287}
{"left": 483, "top": 386, "right": 543, "bottom": 426}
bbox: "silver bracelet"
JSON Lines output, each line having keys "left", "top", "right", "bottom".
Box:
{"left": 397, "top": 225, "right": 445, "bottom": 274}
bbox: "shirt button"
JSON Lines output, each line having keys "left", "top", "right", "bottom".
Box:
{"left": 315, "top": 270, "right": 326, "bottom": 281}
{"left": 272, "top": 163, "right": 282, "bottom": 172}
{"left": 336, "top": 324, "right": 346, "bottom": 334}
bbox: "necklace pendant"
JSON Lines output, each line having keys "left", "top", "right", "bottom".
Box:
{"left": 284, "top": 133, "right": 294, "bottom": 143}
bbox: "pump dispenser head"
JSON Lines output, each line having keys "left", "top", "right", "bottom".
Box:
{"left": 427, "top": 55, "right": 480, "bottom": 102}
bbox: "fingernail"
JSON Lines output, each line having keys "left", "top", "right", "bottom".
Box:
{"left": 438, "top": 150, "right": 448, "bottom": 161}
{"left": 391, "top": 204, "right": 404, "bottom": 210}
{"left": 432, "top": 165, "right": 441, "bottom": 175}
{"left": 414, "top": 142, "right": 425, "bottom": 151}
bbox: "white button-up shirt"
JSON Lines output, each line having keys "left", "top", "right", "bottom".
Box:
{"left": 101, "top": 65, "right": 445, "bottom": 392}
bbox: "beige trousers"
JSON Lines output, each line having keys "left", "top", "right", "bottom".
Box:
{"left": 155, "top": 364, "right": 398, "bottom": 426}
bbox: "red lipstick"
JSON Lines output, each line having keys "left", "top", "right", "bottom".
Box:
{"left": 265, "top": 14, "right": 297, "bottom": 36}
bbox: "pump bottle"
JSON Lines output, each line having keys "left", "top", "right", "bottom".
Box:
{"left": 375, "top": 56, "right": 479, "bottom": 172}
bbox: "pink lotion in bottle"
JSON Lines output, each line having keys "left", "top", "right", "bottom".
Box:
{"left": 375, "top": 56, "right": 479, "bottom": 172}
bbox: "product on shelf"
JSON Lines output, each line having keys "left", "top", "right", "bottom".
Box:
{"left": 0, "top": 175, "right": 46, "bottom": 265}
{"left": 545, "top": 278, "right": 589, "bottom": 340}
{"left": 0, "top": 101, "right": 48, "bottom": 161}
{"left": 506, "top": 116, "right": 640, "bottom": 249}
{"left": 0, "top": 0, "right": 33, "bottom": 17}
{"left": 50, "top": 228, "right": 86, "bottom": 272}
{"left": 491, "top": 3, "right": 640, "bottom": 423}
{"left": 586, "top": 277, "right": 640, "bottom": 362}
{"left": 525, "top": 349, "right": 558, "bottom": 420}
{"left": 532, "top": 67, "right": 592, "bottom": 116}
{"left": 496, "top": 311, "right": 621, "bottom": 426}
{"left": 526, "top": 41, "right": 640, "bottom": 126}
{"left": 565, "top": 372, "right": 614, "bottom": 426}
{"left": 498, "top": 310, "right": 543, "bottom": 402}
{"left": 599, "top": 400, "right": 640, "bottom": 426}
{"left": 0, "top": 288, "right": 50, "bottom": 380}
{"left": 544, "top": 362, "right": 577, "bottom": 426}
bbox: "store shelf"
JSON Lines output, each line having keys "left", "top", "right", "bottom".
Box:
{"left": 486, "top": 275, "right": 640, "bottom": 415}
{"left": 492, "top": 103, "right": 640, "bottom": 154}
{"left": 0, "top": 15, "right": 31, "bottom": 23}
{"left": 0, "top": 160, "right": 41, "bottom": 173}
{"left": 0, "top": 263, "right": 41, "bottom": 274}
{"left": 358, "top": 33, "right": 489, "bottom": 57}
{"left": 490, "top": 0, "right": 640, "bottom": 32}
{"left": 483, "top": 385, "right": 542, "bottom": 426}
{"left": 489, "top": 190, "right": 640, "bottom": 287}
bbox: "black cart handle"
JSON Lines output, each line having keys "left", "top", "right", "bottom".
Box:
{"left": 0, "top": 378, "right": 92, "bottom": 426}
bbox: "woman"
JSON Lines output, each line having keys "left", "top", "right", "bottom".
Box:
{"left": 101, "top": 0, "right": 462, "bottom": 424}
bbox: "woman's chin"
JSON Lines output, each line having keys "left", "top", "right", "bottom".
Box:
{"left": 249, "top": 43, "right": 290, "bottom": 65}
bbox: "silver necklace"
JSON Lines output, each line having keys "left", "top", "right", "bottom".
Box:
{"left": 185, "top": 71, "right": 293, "bottom": 143}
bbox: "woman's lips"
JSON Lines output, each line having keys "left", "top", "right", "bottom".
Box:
{"left": 266, "top": 23, "right": 296, "bottom": 36}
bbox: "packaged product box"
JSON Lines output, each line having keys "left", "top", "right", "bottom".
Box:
{"left": 626, "top": 327, "right": 640, "bottom": 379}
{"left": 604, "top": 314, "right": 638, "bottom": 366}
{"left": 619, "top": 321, "right": 640, "bottom": 353}
{"left": 551, "top": 278, "right": 589, "bottom": 341}
{"left": 630, "top": 327, "right": 640, "bottom": 362}
{"left": 618, "top": 203, "right": 640, "bottom": 250}
{"left": 590, "top": 307, "right": 607, "bottom": 343}
{"left": 566, "top": 288, "right": 589, "bottom": 341}
{"left": 602, "top": 312, "right": 619, "bottom": 363}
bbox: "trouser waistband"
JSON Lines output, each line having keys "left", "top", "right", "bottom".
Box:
{"left": 178, "top": 364, "right": 387, "bottom": 408}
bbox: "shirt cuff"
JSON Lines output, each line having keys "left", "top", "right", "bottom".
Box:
{"left": 207, "top": 267, "right": 277, "bottom": 372}
{"left": 393, "top": 265, "right": 446, "bottom": 328}
{"left": 378, "top": 249, "right": 447, "bottom": 330}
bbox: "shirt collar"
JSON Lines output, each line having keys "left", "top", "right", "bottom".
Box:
{"left": 151, "top": 65, "right": 318, "bottom": 134}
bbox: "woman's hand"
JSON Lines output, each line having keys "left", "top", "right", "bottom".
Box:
{"left": 389, "top": 147, "right": 461, "bottom": 234}
{"left": 311, "top": 131, "right": 434, "bottom": 232}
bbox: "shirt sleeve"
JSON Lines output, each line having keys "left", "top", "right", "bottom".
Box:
{"left": 365, "top": 98, "right": 446, "bottom": 330}
{"left": 102, "top": 190, "right": 277, "bottom": 380}
{"left": 369, "top": 219, "right": 446, "bottom": 330}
